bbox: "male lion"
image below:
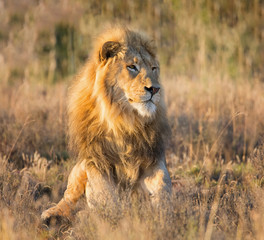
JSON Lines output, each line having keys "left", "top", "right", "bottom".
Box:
{"left": 41, "top": 28, "right": 172, "bottom": 221}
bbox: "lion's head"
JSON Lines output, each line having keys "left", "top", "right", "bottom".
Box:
{"left": 96, "top": 29, "right": 161, "bottom": 119}
{"left": 68, "top": 28, "right": 169, "bottom": 182}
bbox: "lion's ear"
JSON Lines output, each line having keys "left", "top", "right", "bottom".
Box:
{"left": 99, "top": 41, "right": 122, "bottom": 62}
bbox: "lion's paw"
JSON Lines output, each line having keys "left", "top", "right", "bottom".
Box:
{"left": 41, "top": 206, "right": 59, "bottom": 219}
{"left": 41, "top": 207, "right": 71, "bottom": 227}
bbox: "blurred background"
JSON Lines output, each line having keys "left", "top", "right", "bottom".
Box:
{"left": 0, "top": 0, "right": 263, "bottom": 84}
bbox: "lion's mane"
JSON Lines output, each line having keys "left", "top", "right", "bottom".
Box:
{"left": 68, "top": 28, "right": 170, "bottom": 187}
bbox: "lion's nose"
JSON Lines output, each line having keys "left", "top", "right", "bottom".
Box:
{"left": 144, "top": 86, "right": 160, "bottom": 96}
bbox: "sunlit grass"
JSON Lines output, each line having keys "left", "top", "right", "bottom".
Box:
{"left": 0, "top": 77, "right": 263, "bottom": 239}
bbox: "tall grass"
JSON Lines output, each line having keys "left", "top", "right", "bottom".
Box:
{"left": 0, "top": 78, "right": 264, "bottom": 239}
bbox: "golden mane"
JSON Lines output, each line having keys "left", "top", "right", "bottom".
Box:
{"left": 67, "top": 28, "right": 170, "bottom": 186}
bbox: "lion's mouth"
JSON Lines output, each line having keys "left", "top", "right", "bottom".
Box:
{"left": 128, "top": 98, "right": 153, "bottom": 104}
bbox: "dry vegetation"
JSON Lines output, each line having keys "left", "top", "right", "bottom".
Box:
{"left": 0, "top": 0, "right": 264, "bottom": 239}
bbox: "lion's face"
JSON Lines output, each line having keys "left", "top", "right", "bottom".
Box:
{"left": 119, "top": 47, "right": 161, "bottom": 118}
{"left": 97, "top": 33, "right": 162, "bottom": 120}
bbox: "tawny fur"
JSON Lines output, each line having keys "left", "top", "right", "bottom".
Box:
{"left": 68, "top": 28, "right": 170, "bottom": 186}
{"left": 41, "top": 28, "right": 171, "bottom": 222}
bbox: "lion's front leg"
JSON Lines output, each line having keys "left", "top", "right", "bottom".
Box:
{"left": 140, "top": 158, "right": 172, "bottom": 205}
{"left": 85, "top": 167, "right": 119, "bottom": 214}
{"left": 41, "top": 160, "right": 87, "bottom": 221}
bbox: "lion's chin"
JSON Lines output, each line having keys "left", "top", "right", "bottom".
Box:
{"left": 130, "top": 100, "right": 157, "bottom": 118}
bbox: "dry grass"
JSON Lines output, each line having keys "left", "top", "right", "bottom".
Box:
{"left": 0, "top": 77, "right": 264, "bottom": 240}
{"left": 0, "top": 81, "right": 68, "bottom": 167}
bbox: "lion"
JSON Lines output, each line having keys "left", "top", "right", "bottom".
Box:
{"left": 41, "top": 27, "right": 172, "bottom": 222}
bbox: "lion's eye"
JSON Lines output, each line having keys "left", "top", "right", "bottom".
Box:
{"left": 127, "top": 65, "right": 138, "bottom": 72}
{"left": 152, "top": 67, "right": 158, "bottom": 72}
